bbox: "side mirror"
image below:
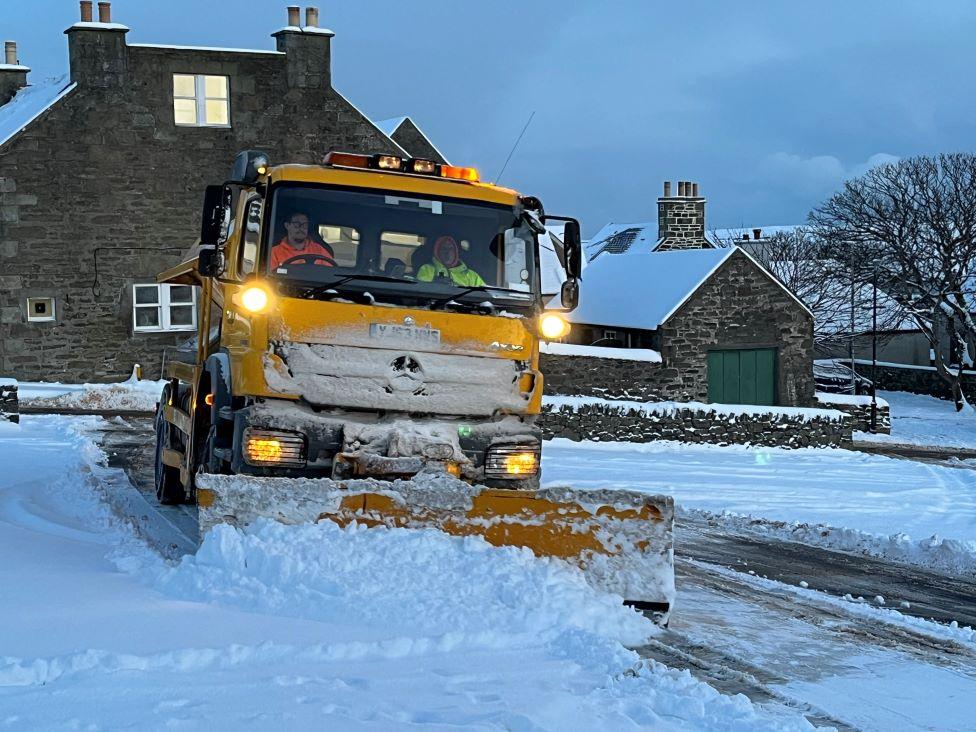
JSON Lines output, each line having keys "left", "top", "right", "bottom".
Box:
{"left": 560, "top": 278, "right": 579, "bottom": 310}
{"left": 200, "top": 185, "right": 227, "bottom": 246}
{"left": 562, "top": 219, "right": 582, "bottom": 279}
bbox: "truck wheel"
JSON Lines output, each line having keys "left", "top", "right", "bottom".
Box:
{"left": 154, "top": 391, "right": 185, "bottom": 505}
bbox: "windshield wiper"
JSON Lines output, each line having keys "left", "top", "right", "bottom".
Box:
{"left": 429, "top": 285, "right": 493, "bottom": 310}
{"left": 302, "top": 273, "right": 414, "bottom": 299}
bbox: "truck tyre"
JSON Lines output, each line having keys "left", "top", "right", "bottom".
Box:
{"left": 154, "top": 387, "right": 185, "bottom": 505}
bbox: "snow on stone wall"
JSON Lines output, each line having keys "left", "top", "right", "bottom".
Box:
{"left": 0, "top": 383, "right": 17, "bottom": 423}
{"left": 816, "top": 392, "right": 891, "bottom": 434}
{"left": 541, "top": 395, "right": 852, "bottom": 449}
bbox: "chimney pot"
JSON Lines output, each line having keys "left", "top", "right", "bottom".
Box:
{"left": 692, "top": 182, "right": 700, "bottom": 197}
{"left": 80, "top": 0, "right": 93, "bottom": 22}
{"left": 287, "top": 5, "right": 301, "bottom": 26}
{"left": 663, "top": 181, "right": 672, "bottom": 197}
{"left": 752, "top": 228, "right": 762, "bottom": 240}
{"left": 4, "top": 41, "right": 16, "bottom": 66}
{"left": 681, "top": 181, "right": 689, "bottom": 197}
{"left": 97, "top": 1, "right": 111, "bottom": 23}
{"left": 305, "top": 6, "right": 319, "bottom": 27}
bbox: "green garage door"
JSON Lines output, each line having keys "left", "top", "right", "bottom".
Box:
{"left": 707, "top": 348, "right": 777, "bottom": 406}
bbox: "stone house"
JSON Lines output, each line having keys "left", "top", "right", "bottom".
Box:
{"left": 0, "top": 3, "right": 445, "bottom": 382}
{"left": 546, "top": 182, "right": 816, "bottom": 407}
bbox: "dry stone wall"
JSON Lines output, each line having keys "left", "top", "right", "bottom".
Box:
{"left": 0, "top": 384, "right": 18, "bottom": 423}
{"left": 541, "top": 398, "right": 852, "bottom": 449}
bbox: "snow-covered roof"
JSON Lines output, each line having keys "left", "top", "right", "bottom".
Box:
{"left": 569, "top": 247, "right": 737, "bottom": 330}
{"left": 0, "top": 64, "right": 30, "bottom": 72}
{"left": 585, "top": 221, "right": 721, "bottom": 261}
{"left": 709, "top": 225, "right": 801, "bottom": 243}
{"left": 0, "top": 75, "right": 76, "bottom": 149}
{"left": 570, "top": 245, "right": 812, "bottom": 331}
{"left": 129, "top": 43, "right": 284, "bottom": 56}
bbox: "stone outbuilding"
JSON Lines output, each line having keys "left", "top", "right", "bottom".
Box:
{"left": 0, "top": 3, "right": 445, "bottom": 382}
{"left": 546, "top": 182, "right": 816, "bottom": 408}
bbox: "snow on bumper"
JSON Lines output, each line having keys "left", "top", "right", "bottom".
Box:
{"left": 195, "top": 472, "right": 675, "bottom": 615}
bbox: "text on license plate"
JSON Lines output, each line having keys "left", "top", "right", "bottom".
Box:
{"left": 369, "top": 322, "right": 441, "bottom": 344}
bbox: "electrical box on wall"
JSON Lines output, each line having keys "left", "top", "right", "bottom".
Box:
{"left": 26, "top": 297, "right": 55, "bottom": 323}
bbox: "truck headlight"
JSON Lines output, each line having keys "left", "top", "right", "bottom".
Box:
{"left": 485, "top": 444, "right": 540, "bottom": 479}
{"left": 539, "top": 313, "right": 570, "bottom": 340}
{"left": 241, "top": 285, "right": 271, "bottom": 313}
{"left": 243, "top": 428, "right": 306, "bottom": 467}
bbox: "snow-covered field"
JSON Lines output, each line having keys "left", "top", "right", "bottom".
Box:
{"left": 856, "top": 389, "right": 976, "bottom": 448}
{"left": 543, "top": 438, "right": 976, "bottom": 575}
{"left": 0, "top": 416, "right": 814, "bottom": 731}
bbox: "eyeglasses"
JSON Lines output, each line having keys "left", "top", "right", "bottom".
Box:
{"left": 286, "top": 220, "right": 309, "bottom": 229}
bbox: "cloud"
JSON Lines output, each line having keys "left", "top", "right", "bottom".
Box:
{"left": 760, "top": 152, "right": 900, "bottom": 197}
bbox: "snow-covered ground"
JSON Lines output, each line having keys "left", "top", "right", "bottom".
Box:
{"left": 0, "top": 416, "right": 814, "bottom": 731}
{"left": 543, "top": 438, "right": 976, "bottom": 575}
{"left": 856, "top": 389, "right": 976, "bottom": 448}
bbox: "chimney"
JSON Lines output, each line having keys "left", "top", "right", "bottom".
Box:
{"left": 0, "top": 41, "right": 30, "bottom": 106}
{"left": 273, "top": 5, "right": 335, "bottom": 89}
{"left": 65, "top": 0, "right": 129, "bottom": 87}
{"left": 752, "top": 228, "right": 762, "bottom": 240}
{"left": 657, "top": 178, "right": 708, "bottom": 250}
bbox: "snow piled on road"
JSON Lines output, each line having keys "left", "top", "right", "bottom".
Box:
{"left": 16, "top": 377, "right": 164, "bottom": 412}
{"left": 544, "top": 437, "right": 976, "bottom": 576}
{"left": 0, "top": 416, "right": 815, "bottom": 731}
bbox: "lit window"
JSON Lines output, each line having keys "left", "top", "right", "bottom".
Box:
{"left": 173, "top": 74, "right": 230, "bottom": 127}
{"left": 133, "top": 284, "right": 197, "bottom": 332}
{"left": 26, "top": 297, "right": 55, "bottom": 323}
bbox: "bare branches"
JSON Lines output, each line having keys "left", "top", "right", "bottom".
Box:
{"left": 811, "top": 154, "right": 976, "bottom": 410}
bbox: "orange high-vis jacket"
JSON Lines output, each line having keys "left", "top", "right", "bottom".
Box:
{"left": 269, "top": 238, "right": 336, "bottom": 271}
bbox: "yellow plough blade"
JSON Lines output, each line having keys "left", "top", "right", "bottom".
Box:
{"left": 197, "top": 474, "right": 675, "bottom": 621}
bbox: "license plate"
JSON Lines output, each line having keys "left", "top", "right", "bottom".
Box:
{"left": 369, "top": 322, "right": 441, "bottom": 345}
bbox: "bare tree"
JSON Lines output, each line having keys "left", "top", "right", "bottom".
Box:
{"left": 715, "top": 228, "right": 906, "bottom": 356}
{"left": 811, "top": 153, "right": 976, "bottom": 411}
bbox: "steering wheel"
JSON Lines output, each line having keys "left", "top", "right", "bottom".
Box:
{"left": 280, "top": 253, "right": 334, "bottom": 267}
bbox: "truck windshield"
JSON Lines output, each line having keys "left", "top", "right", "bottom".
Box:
{"left": 264, "top": 185, "right": 537, "bottom": 307}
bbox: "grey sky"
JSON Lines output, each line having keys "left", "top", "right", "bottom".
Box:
{"left": 6, "top": 1, "right": 976, "bottom": 235}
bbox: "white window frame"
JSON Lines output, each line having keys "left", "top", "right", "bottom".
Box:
{"left": 133, "top": 284, "right": 198, "bottom": 333}
{"left": 173, "top": 74, "right": 231, "bottom": 128}
{"left": 26, "top": 297, "right": 56, "bottom": 323}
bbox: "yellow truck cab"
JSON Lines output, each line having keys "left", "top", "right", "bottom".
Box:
{"left": 154, "top": 150, "right": 583, "bottom": 504}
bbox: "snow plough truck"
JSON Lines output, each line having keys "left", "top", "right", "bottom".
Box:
{"left": 153, "top": 150, "right": 675, "bottom": 620}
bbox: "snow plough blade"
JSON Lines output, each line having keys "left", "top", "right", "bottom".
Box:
{"left": 196, "top": 474, "right": 675, "bottom": 621}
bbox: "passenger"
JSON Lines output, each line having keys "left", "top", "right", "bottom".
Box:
{"left": 416, "top": 235, "right": 486, "bottom": 286}
{"left": 269, "top": 212, "right": 336, "bottom": 271}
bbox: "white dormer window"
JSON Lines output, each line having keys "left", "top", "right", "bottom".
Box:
{"left": 173, "top": 74, "right": 230, "bottom": 127}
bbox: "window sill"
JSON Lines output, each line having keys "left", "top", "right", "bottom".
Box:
{"left": 133, "top": 327, "right": 197, "bottom": 334}
{"left": 174, "top": 122, "right": 233, "bottom": 129}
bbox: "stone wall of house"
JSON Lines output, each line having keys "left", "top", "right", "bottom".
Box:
{"left": 541, "top": 400, "right": 852, "bottom": 449}
{"left": 660, "top": 251, "right": 816, "bottom": 407}
{"left": 540, "top": 353, "right": 673, "bottom": 401}
{"left": 0, "top": 22, "right": 403, "bottom": 382}
{"left": 0, "top": 384, "right": 18, "bottom": 423}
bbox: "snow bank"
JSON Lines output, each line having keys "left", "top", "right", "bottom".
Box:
{"left": 17, "top": 376, "right": 163, "bottom": 412}
{"left": 544, "top": 437, "right": 976, "bottom": 577}
{"left": 540, "top": 341, "right": 663, "bottom": 362}
{"left": 545, "top": 394, "right": 847, "bottom": 422}
{"left": 855, "top": 389, "right": 976, "bottom": 449}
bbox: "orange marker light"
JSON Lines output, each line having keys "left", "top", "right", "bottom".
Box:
{"left": 441, "top": 165, "right": 480, "bottom": 182}
{"left": 324, "top": 151, "right": 370, "bottom": 168}
{"left": 204, "top": 393, "right": 214, "bottom": 406}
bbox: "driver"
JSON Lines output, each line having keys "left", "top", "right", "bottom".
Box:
{"left": 417, "top": 235, "right": 486, "bottom": 286}
{"left": 269, "top": 211, "right": 336, "bottom": 271}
